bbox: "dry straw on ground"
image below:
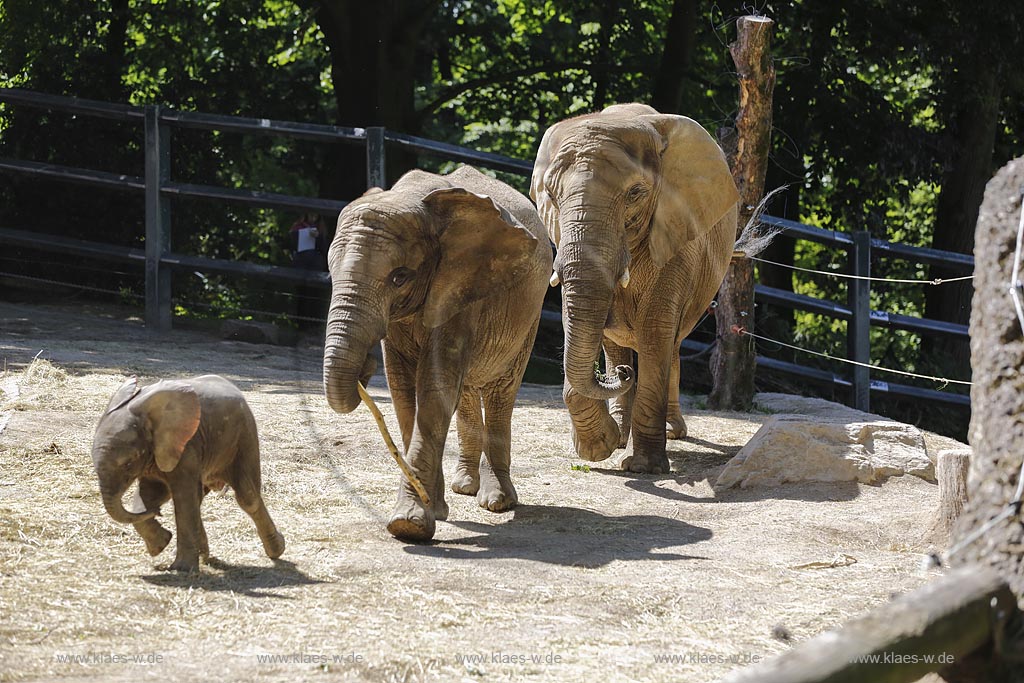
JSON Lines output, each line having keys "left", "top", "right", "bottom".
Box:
{"left": 0, "top": 300, "right": 966, "bottom": 682}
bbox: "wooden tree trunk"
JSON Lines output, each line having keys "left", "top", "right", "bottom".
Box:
{"left": 923, "top": 69, "right": 1002, "bottom": 379}
{"left": 650, "top": 0, "right": 698, "bottom": 114}
{"left": 950, "top": 156, "right": 1024, "bottom": 600}
{"left": 709, "top": 15, "right": 775, "bottom": 411}
{"left": 930, "top": 448, "right": 971, "bottom": 542}
{"left": 314, "top": 0, "right": 431, "bottom": 198}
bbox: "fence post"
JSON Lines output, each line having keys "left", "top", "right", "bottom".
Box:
{"left": 849, "top": 231, "right": 871, "bottom": 411}
{"left": 366, "top": 127, "right": 386, "bottom": 190}
{"left": 144, "top": 105, "right": 172, "bottom": 331}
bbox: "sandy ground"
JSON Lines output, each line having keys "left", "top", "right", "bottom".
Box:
{"left": 0, "top": 300, "right": 966, "bottom": 682}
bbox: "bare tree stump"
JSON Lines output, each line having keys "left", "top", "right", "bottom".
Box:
{"left": 709, "top": 14, "right": 775, "bottom": 411}
{"left": 933, "top": 449, "right": 971, "bottom": 540}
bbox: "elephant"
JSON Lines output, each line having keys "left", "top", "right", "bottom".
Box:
{"left": 531, "top": 103, "right": 741, "bottom": 474}
{"left": 323, "top": 165, "right": 551, "bottom": 542}
{"left": 92, "top": 374, "right": 285, "bottom": 572}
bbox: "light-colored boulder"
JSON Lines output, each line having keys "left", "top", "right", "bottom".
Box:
{"left": 715, "top": 414, "right": 934, "bottom": 489}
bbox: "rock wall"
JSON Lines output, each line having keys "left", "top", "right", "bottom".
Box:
{"left": 951, "top": 157, "right": 1024, "bottom": 595}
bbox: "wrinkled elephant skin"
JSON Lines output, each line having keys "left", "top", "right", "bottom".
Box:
{"left": 532, "top": 103, "right": 739, "bottom": 473}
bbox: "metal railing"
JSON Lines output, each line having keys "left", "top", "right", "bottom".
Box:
{"left": 0, "top": 88, "right": 973, "bottom": 411}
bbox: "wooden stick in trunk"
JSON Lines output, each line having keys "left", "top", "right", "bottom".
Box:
{"left": 357, "top": 382, "right": 431, "bottom": 507}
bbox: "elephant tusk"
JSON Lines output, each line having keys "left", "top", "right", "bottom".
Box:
{"left": 549, "top": 271, "right": 561, "bottom": 287}
{"left": 357, "top": 382, "right": 431, "bottom": 507}
{"left": 619, "top": 267, "right": 630, "bottom": 289}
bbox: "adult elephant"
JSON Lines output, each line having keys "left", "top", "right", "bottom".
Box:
{"left": 531, "top": 103, "right": 740, "bottom": 474}
{"left": 323, "top": 166, "right": 551, "bottom": 541}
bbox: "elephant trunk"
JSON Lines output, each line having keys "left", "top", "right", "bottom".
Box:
{"left": 558, "top": 218, "right": 634, "bottom": 400}
{"left": 323, "top": 289, "right": 385, "bottom": 414}
{"left": 97, "top": 466, "right": 155, "bottom": 525}
{"left": 561, "top": 286, "right": 634, "bottom": 399}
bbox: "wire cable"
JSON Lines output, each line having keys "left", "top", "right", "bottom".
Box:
{"left": 750, "top": 256, "right": 974, "bottom": 285}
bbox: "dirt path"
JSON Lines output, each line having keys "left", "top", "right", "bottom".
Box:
{"left": 0, "top": 300, "right": 963, "bottom": 682}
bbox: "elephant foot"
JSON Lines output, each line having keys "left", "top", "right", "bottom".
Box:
{"left": 571, "top": 416, "right": 620, "bottom": 462}
{"left": 140, "top": 526, "right": 172, "bottom": 557}
{"left": 387, "top": 514, "right": 435, "bottom": 542}
{"left": 387, "top": 494, "right": 436, "bottom": 542}
{"left": 167, "top": 554, "right": 200, "bottom": 573}
{"left": 666, "top": 413, "right": 688, "bottom": 440}
{"left": 261, "top": 530, "right": 286, "bottom": 559}
{"left": 450, "top": 466, "right": 480, "bottom": 496}
{"left": 620, "top": 450, "right": 670, "bottom": 475}
{"left": 477, "top": 476, "right": 517, "bottom": 512}
{"left": 433, "top": 496, "right": 450, "bottom": 522}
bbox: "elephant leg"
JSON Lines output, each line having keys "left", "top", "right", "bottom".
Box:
{"left": 231, "top": 439, "right": 285, "bottom": 560}
{"left": 477, "top": 374, "right": 524, "bottom": 512}
{"left": 386, "top": 335, "right": 468, "bottom": 542}
{"left": 666, "top": 355, "right": 687, "bottom": 439}
{"left": 621, "top": 344, "right": 672, "bottom": 475}
{"left": 233, "top": 482, "right": 285, "bottom": 561}
{"left": 564, "top": 382, "right": 620, "bottom": 462}
{"left": 604, "top": 339, "right": 636, "bottom": 448}
{"left": 131, "top": 478, "right": 172, "bottom": 557}
{"left": 451, "top": 391, "right": 483, "bottom": 496}
{"left": 196, "top": 488, "right": 210, "bottom": 560}
{"left": 382, "top": 342, "right": 417, "bottom": 454}
{"left": 166, "top": 472, "right": 205, "bottom": 572}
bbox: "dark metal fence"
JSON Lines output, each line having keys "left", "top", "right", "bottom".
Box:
{"left": 0, "top": 88, "right": 972, "bottom": 412}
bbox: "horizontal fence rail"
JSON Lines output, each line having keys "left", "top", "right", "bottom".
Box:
{"left": 0, "top": 88, "right": 973, "bottom": 411}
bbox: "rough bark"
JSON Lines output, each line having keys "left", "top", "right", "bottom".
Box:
{"left": 650, "top": 0, "right": 697, "bottom": 114}
{"left": 709, "top": 15, "right": 774, "bottom": 411}
{"left": 931, "top": 448, "right": 971, "bottom": 541}
{"left": 950, "top": 156, "right": 1024, "bottom": 601}
{"left": 591, "top": 0, "right": 619, "bottom": 110}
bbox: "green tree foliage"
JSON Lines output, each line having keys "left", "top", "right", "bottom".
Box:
{"left": 1, "top": 0, "right": 1022, "bottom": 435}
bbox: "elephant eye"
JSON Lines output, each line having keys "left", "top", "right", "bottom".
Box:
{"left": 389, "top": 267, "right": 414, "bottom": 287}
{"left": 625, "top": 184, "right": 648, "bottom": 204}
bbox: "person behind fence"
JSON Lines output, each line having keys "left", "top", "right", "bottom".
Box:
{"left": 289, "top": 212, "right": 327, "bottom": 271}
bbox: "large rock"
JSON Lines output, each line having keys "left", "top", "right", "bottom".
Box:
{"left": 715, "top": 414, "right": 934, "bottom": 489}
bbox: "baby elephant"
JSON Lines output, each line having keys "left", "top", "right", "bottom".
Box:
{"left": 92, "top": 374, "right": 285, "bottom": 572}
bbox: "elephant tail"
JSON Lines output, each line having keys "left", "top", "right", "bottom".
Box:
{"left": 733, "top": 185, "right": 787, "bottom": 258}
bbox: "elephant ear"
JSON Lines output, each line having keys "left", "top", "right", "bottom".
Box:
{"left": 531, "top": 120, "right": 571, "bottom": 248}
{"left": 640, "top": 114, "right": 739, "bottom": 268}
{"left": 421, "top": 187, "right": 539, "bottom": 328}
{"left": 130, "top": 381, "right": 201, "bottom": 472}
{"left": 104, "top": 377, "right": 140, "bottom": 414}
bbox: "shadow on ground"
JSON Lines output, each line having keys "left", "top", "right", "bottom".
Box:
{"left": 140, "top": 557, "right": 324, "bottom": 598}
{"left": 402, "top": 504, "right": 712, "bottom": 567}
{"left": 583, "top": 436, "right": 861, "bottom": 504}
